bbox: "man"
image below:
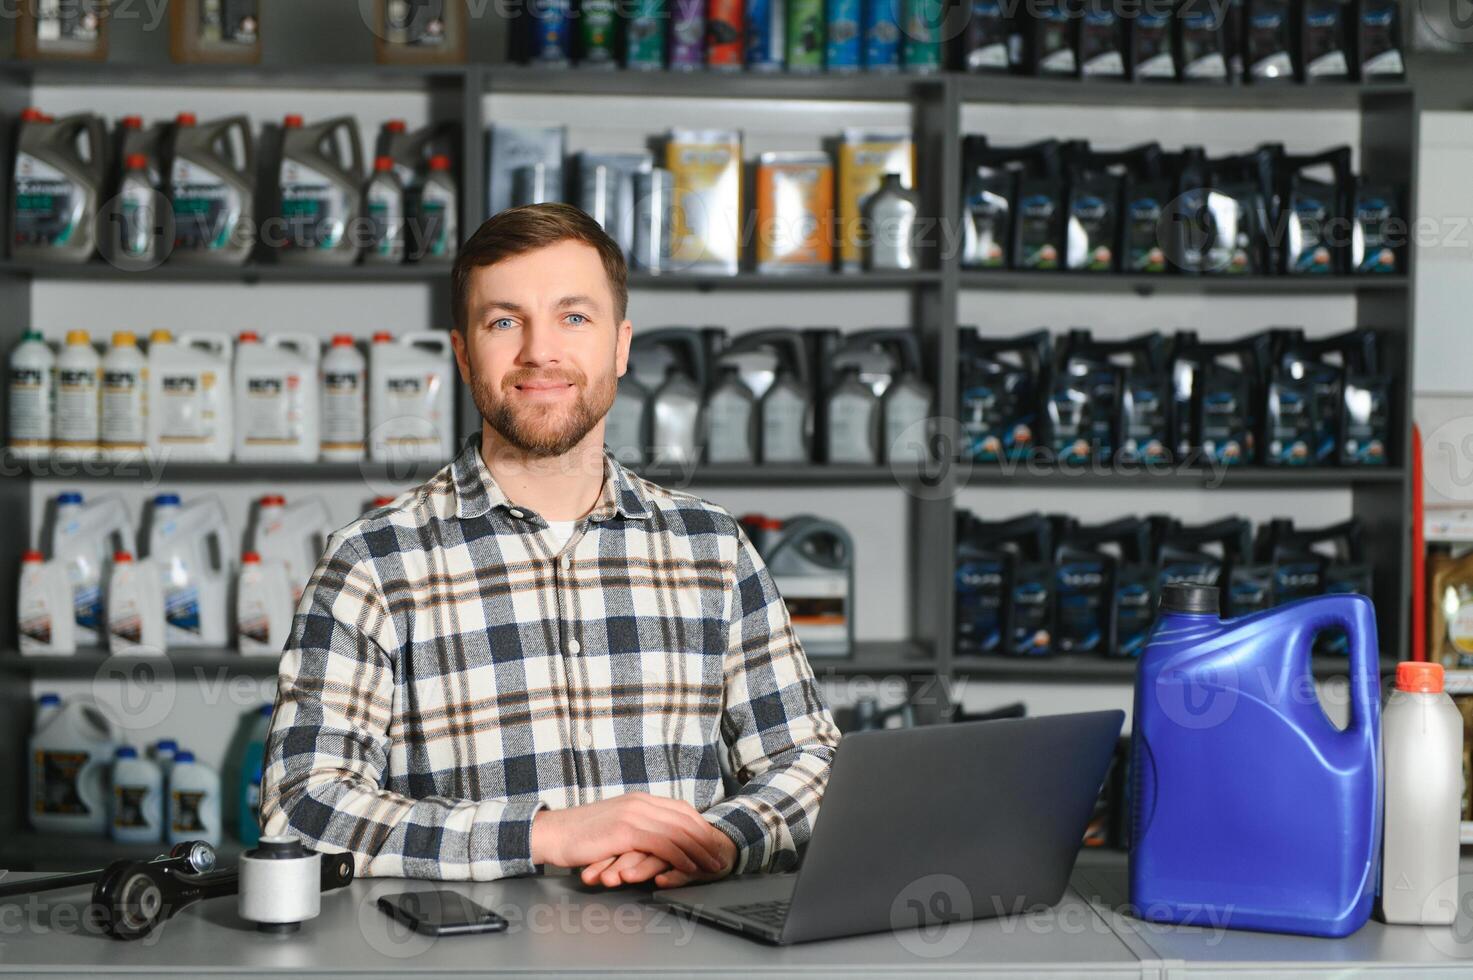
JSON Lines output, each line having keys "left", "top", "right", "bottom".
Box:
{"left": 260, "top": 203, "right": 839, "bottom": 890}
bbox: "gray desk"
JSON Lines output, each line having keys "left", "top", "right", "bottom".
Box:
{"left": 0, "top": 856, "right": 1469, "bottom": 978}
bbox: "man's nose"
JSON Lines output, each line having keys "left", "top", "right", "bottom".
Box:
{"left": 517, "top": 317, "right": 561, "bottom": 366}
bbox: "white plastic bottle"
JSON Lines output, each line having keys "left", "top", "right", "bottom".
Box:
{"left": 146, "top": 330, "right": 234, "bottom": 462}
{"left": 320, "top": 334, "right": 366, "bottom": 461}
{"left": 35, "top": 692, "right": 62, "bottom": 731}
{"left": 236, "top": 551, "right": 296, "bottom": 655}
{"left": 49, "top": 491, "right": 133, "bottom": 647}
{"left": 167, "top": 750, "right": 221, "bottom": 847}
{"left": 251, "top": 493, "right": 329, "bottom": 603}
{"left": 148, "top": 493, "right": 230, "bottom": 648}
{"left": 368, "top": 331, "right": 455, "bottom": 463}
{"left": 18, "top": 549, "right": 76, "bottom": 655}
{"left": 7, "top": 329, "right": 55, "bottom": 459}
{"left": 154, "top": 738, "right": 179, "bottom": 782}
{"left": 1381, "top": 661, "right": 1465, "bottom": 924}
{"left": 54, "top": 330, "right": 101, "bottom": 459}
{"left": 111, "top": 745, "right": 164, "bottom": 843}
{"left": 100, "top": 330, "right": 148, "bottom": 461}
{"left": 28, "top": 697, "right": 118, "bottom": 835}
{"left": 234, "top": 331, "right": 321, "bottom": 462}
{"left": 106, "top": 550, "right": 167, "bottom": 655}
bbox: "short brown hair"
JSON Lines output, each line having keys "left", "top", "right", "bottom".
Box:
{"left": 451, "top": 203, "right": 629, "bottom": 332}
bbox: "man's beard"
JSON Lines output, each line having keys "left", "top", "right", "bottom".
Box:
{"left": 470, "top": 363, "right": 617, "bottom": 458}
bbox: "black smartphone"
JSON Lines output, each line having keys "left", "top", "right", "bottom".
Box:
{"left": 377, "top": 890, "right": 509, "bottom": 936}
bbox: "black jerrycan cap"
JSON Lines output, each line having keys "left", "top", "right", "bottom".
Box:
{"left": 1160, "top": 583, "right": 1219, "bottom": 615}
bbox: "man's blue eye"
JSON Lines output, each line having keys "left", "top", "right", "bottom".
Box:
{"left": 492, "top": 318, "right": 515, "bottom": 330}
{"left": 567, "top": 314, "right": 587, "bottom": 325}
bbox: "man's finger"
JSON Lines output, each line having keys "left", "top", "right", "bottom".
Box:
{"left": 580, "top": 856, "right": 619, "bottom": 885}
{"left": 654, "top": 868, "right": 694, "bottom": 888}
{"left": 600, "top": 850, "right": 648, "bottom": 888}
{"left": 629, "top": 828, "right": 700, "bottom": 874}
{"left": 644, "top": 818, "right": 725, "bottom": 872}
{"left": 619, "top": 852, "right": 672, "bottom": 884}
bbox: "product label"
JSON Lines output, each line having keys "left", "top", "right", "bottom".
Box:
{"left": 1121, "top": 379, "right": 1169, "bottom": 462}
{"left": 1115, "top": 573, "right": 1154, "bottom": 656}
{"left": 164, "top": 583, "right": 203, "bottom": 637}
{"left": 1017, "top": 193, "right": 1061, "bottom": 270}
{"left": 1343, "top": 377, "right": 1389, "bottom": 465}
{"left": 8, "top": 364, "right": 51, "bottom": 444}
{"left": 243, "top": 372, "right": 306, "bottom": 447}
{"left": 55, "top": 365, "right": 99, "bottom": 448}
{"left": 101, "top": 367, "right": 145, "bottom": 447}
{"left": 280, "top": 158, "right": 351, "bottom": 252}
{"left": 157, "top": 371, "right": 222, "bottom": 445}
{"left": 199, "top": 0, "right": 260, "bottom": 45}
{"left": 113, "top": 784, "right": 150, "bottom": 828}
{"left": 366, "top": 180, "right": 405, "bottom": 259}
{"left": 962, "top": 180, "right": 1010, "bottom": 269}
{"left": 19, "top": 586, "right": 55, "bottom": 647}
{"left": 628, "top": 0, "right": 669, "bottom": 67}
{"left": 13, "top": 152, "right": 83, "bottom": 249}
{"left": 379, "top": 372, "right": 445, "bottom": 453}
{"left": 32, "top": 749, "right": 92, "bottom": 815}
{"left": 417, "top": 180, "right": 457, "bottom": 259}
{"left": 171, "top": 158, "right": 244, "bottom": 252}
{"left": 171, "top": 789, "right": 206, "bottom": 832}
{"left": 1056, "top": 562, "right": 1106, "bottom": 653}
{"left": 667, "top": 134, "right": 742, "bottom": 273}
{"left": 956, "top": 557, "right": 1006, "bottom": 653}
{"left": 386, "top": 0, "right": 448, "bottom": 47}
{"left": 321, "top": 369, "right": 364, "bottom": 450}
{"left": 1124, "top": 194, "right": 1167, "bottom": 272}
{"left": 118, "top": 179, "right": 158, "bottom": 259}
{"left": 36, "top": 0, "right": 103, "bottom": 43}
{"left": 863, "top": 0, "right": 901, "bottom": 68}
{"left": 1011, "top": 573, "right": 1052, "bottom": 654}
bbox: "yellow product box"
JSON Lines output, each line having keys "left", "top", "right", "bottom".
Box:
{"left": 756, "top": 151, "right": 834, "bottom": 273}
{"left": 665, "top": 129, "right": 742, "bottom": 275}
{"left": 837, "top": 129, "right": 915, "bottom": 271}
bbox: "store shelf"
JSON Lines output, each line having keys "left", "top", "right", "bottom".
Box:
{"left": 1, "top": 652, "right": 280, "bottom": 678}
{"left": 952, "top": 653, "right": 1402, "bottom": 683}
{"left": 805, "top": 641, "right": 938, "bottom": 677}
{"left": 956, "top": 462, "right": 1405, "bottom": 489}
{"left": 0, "top": 59, "right": 464, "bottom": 91}
{"left": 0, "top": 831, "right": 244, "bottom": 873}
{"left": 0, "top": 453, "right": 449, "bottom": 483}
{"left": 485, "top": 65, "right": 939, "bottom": 101}
{"left": 958, "top": 271, "right": 1408, "bottom": 296}
{"left": 956, "top": 74, "right": 1413, "bottom": 110}
{"left": 628, "top": 270, "right": 941, "bottom": 290}
{"left": 629, "top": 462, "right": 925, "bottom": 487}
{"left": 0, "top": 258, "right": 447, "bottom": 285}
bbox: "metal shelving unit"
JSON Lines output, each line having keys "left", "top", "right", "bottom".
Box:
{"left": 0, "top": 20, "right": 1420, "bottom": 866}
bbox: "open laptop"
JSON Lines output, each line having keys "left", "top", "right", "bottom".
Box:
{"left": 652, "top": 710, "right": 1125, "bottom": 944}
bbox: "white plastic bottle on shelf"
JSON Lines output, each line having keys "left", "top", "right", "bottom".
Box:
{"left": 368, "top": 330, "right": 455, "bottom": 463}
{"left": 54, "top": 330, "right": 101, "bottom": 459}
{"left": 234, "top": 331, "right": 321, "bottom": 462}
{"left": 1381, "top": 660, "right": 1465, "bottom": 924}
{"left": 236, "top": 551, "right": 296, "bottom": 655}
{"left": 251, "top": 494, "right": 329, "bottom": 603}
{"left": 320, "top": 334, "right": 367, "bottom": 461}
{"left": 8, "top": 329, "right": 55, "bottom": 459}
{"left": 29, "top": 697, "right": 118, "bottom": 835}
{"left": 166, "top": 750, "right": 221, "bottom": 847}
{"left": 35, "top": 692, "right": 61, "bottom": 731}
{"left": 18, "top": 549, "right": 75, "bottom": 655}
{"left": 49, "top": 491, "right": 133, "bottom": 647}
{"left": 146, "top": 330, "right": 234, "bottom": 462}
{"left": 105, "top": 550, "right": 167, "bottom": 656}
{"left": 153, "top": 738, "right": 179, "bottom": 783}
{"left": 110, "top": 745, "right": 164, "bottom": 844}
{"left": 100, "top": 330, "right": 148, "bottom": 461}
{"left": 147, "top": 493, "right": 230, "bottom": 648}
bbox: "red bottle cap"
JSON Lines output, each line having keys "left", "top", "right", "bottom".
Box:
{"left": 260, "top": 494, "right": 286, "bottom": 507}
{"left": 374, "top": 155, "right": 395, "bottom": 173}
{"left": 113, "top": 551, "right": 134, "bottom": 563}
{"left": 120, "top": 114, "right": 143, "bottom": 129}
{"left": 372, "top": 331, "right": 394, "bottom": 343}
{"left": 176, "top": 112, "right": 198, "bottom": 127}
{"left": 125, "top": 153, "right": 149, "bottom": 172}
{"left": 740, "top": 514, "right": 783, "bottom": 532}
{"left": 373, "top": 496, "right": 395, "bottom": 506}
{"left": 22, "top": 549, "right": 44, "bottom": 562}
{"left": 238, "top": 330, "right": 261, "bottom": 343}
{"left": 429, "top": 154, "right": 451, "bottom": 172}
{"left": 383, "top": 120, "right": 407, "bottom": 134}
{"left": 20, "top": 107, "right": 45, "bottom": 122}
{"left": 283, "top": 114, "right": 304, "bottom": 129}
{"left": 242, "top": 551, "right": 261, "bottom": 564}
{"left": 1396, "top": 661, "right": 1444, "bottom": 694}
{"left": 331, "top": 334, "right": 355, "bottom": 346}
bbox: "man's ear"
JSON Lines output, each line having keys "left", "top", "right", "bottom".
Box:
{"left": 615, "top": 319, "right": 633, "bottom": 379}
{"left": 449, "top": 326, "right": 473, "bottom": 386}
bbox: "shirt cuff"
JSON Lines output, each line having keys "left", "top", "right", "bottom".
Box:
{"left": 470, "top": 797, "right": 546, "bottom": 880}
{"left": 702, "top": 798, "right": 773, "bottom": 875}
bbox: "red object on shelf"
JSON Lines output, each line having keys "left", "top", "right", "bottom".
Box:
{"left": 1413, "top": 422, "right": 1425, "bottom": 662}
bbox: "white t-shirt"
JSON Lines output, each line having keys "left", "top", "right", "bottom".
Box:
{"left": 545, "top": 519, "right": 578, "bottom": 553}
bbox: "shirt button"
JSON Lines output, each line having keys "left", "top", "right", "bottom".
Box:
{"left": 567, "top": 639, "right": 581, "bottom": 655}
{"left": 509, "top": 508, "right": 524, "bottom": 519}
{"left": 561, "top": 554, "right": 572, "bottom": 569}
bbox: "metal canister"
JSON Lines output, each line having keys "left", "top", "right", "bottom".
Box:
{"left": 707, "top": 0, "right": 745, "bottom": 68}
{"left": 826, "top": 0, "right": 862, "bottom": 71}
{"left": 787, "top": 0, "right": 824, "bottom": 71}
{"left": 902, "top": 0, "right": 944, "bottom": 72}
{"left": 747, "top": 0, "right": 786, "bottom": 70}
{"left": 670, "top": 0, "right": 706, "bottom": 69}
{"left": 862, "top": 0, "right": 902, "bottom": 71}
{"left": 632, "top": 168, "right": 675, "bottom": 272}
{"left": 579, "top": 0, "right": 620, "bottom": 67}
{"left": 524, "top": 0, "right": 572, "bottom": 65}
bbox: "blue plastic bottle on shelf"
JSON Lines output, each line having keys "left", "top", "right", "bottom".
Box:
{"left": 1129, "top": 583, "right": 1381, "bottom": 939}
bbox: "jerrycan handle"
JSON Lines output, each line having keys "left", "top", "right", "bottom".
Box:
{"left": 1298, "top": 593, "right": 1381, "bottom": 737}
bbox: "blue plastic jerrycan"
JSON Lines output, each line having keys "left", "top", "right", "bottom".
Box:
{"left": 1129, "top": 583, "right": 1381, "bottom": 938}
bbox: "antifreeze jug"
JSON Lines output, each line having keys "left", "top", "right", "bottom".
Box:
{"left": 1130, "top": 583, "right": 1381, "bottom": 938}
{"left": 148, "top": 493, "right": 230, "bottom": 648}
{"left": 12, "top": 108, "right": 107, "bottom": 264}
{"left": 275, "top": 114, "right": 364, "bottom": 265}
{"left": 168, "top": 113, "right": 255, "bottom": 265}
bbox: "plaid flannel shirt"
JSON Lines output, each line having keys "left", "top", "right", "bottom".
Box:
{"left": 260, "top": 437, "right": 840, "bottom": 880}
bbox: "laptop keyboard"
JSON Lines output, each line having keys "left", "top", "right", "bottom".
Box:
{"left": 724, "top": 900, "right": 790, "bottom": 927}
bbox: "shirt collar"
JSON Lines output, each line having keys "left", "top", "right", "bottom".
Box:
{"left": 451, "top": 437, "right": 653, "bottom": 523}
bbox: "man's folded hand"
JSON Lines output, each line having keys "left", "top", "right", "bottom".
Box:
{"left": 530, "top": 792, "right": 731, "bottom": 879}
